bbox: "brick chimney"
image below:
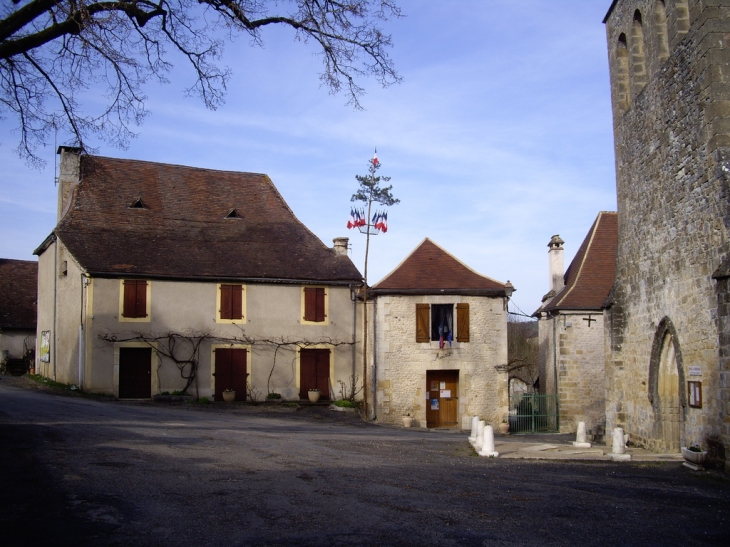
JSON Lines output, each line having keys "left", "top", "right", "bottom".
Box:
{"left": 548, "top": 235, "right": 565, "bottom": 293}
{"left": 57, "top": 146, "right": 83, "bottom": 222}
{"left": 333, "top": 237, "right": 349, "bottom": 256}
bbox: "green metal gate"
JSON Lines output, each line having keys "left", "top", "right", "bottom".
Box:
{"left": 508, "top": 393, "right": 559, "bottom": 433}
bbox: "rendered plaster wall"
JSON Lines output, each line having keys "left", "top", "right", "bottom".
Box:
{"left": 372, "top": 294, "right": 508, "bottom": 429}
{"left": 604, "top": 0, "right": 730, "bottom": 455}
{"left": 0, "top": 330, "right": 34, "bottom": 361}
{"left": 85, "top": 279, "right": 359, "bottom": 399}
{"left": 35, "top": 239, "right": 85, "bottom": 385}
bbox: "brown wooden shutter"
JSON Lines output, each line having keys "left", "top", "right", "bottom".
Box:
{"left": 304, "top": 288, "right": 316, "bottom": 321}
{"left": 456, "top": 303, "right": 469, "bottom": 342}
{"left": 123, "top": 280, "right": 147, "bottom": 318}
{"left": 304, "top": 288, "right": 326, "bottom": 322}
{"left": 220, "top": 284, "right": 232, "bottom": 319}
{"left": 315, "top": 288, "right": 325, "bottom": 322}
{"left": 416, "top": 304, "right": 430, "bottom": 342}
{"left": 231, "top": 285, "right": 243, "bottom": 320}
{"left": 123, "top": 280, "right": 136, "bottom": 317}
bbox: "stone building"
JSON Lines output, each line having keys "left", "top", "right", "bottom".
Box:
{"left": 0, "top": 259, "right": 37, "bottom": 370}
{"left": 34, "top": 148, "right": 363, "bottom": 401}
{"left": 368, "top": 238, "right": 513, "bottom": 429}
{"left": 534, "top": 212, "right": 618, "bottom": 436}
{"left": 602, "top": 0, "right": 730, "bottom": 461}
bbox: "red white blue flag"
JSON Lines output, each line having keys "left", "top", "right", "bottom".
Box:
{"left": 372, "top": 148, "right": 379, "bottom": 166}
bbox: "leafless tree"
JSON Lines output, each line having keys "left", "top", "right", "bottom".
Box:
{"left": 1, "top": 0, "right": 402, "bottom": 166}
{"left": 507, "top": 316, "right": 539, "bottom": 390}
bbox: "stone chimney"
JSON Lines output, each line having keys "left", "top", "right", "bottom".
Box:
{"left": 333, "top": 237, "right": 349, "bottom": 256}
{"left": 57, "top": 146, "right": 83, "bottom": 222}
{"left": 548, "top": 235, "right": 565, "bottom": 293}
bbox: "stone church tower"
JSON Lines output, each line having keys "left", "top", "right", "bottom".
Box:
{"left": 603, "top": 0, "right": 730, "bottom": 464}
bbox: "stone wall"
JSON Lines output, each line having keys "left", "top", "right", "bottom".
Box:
{"left": 604, "top": 0, "right": 730, "bottom": 459}
{"left": 538, "top": 312, "right": 606, "bottom": 434}
{"left": 372, "top": 294, "right": 508, "bottom": 429}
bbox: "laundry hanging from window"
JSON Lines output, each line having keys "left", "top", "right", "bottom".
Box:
{"left": 431, "top": 304, "right": 453, "bottom": 348}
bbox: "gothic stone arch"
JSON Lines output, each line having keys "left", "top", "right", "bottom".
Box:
{"left": 647, "top": 317, "right": 687, "bottom": 452}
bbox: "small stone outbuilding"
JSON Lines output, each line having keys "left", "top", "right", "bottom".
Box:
{"left": 0, "top": 259, "right": 37, "bottom": 371}
{"left": 368, "top": 238, "right": 513, "bottom": 429}
{"left": 533, "top": 212, "right": 617, "bottom": 435}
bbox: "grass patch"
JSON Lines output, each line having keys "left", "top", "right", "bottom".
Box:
{"left": 282, "top": 402, "right": 298, "bottom": 408}
{"left": 266, "top": 392, "right": 282, "bottom": 400}
{"left": 332, "top": 399, "right": 358, "bottom": 408}
{"left": 26, "top": 375, "right": 114, "bottom": 400}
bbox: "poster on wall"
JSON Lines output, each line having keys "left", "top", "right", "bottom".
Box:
{"left": 40, "top": 331, "right": 50, "bottom": 363}
{"left": 430, "top": 381, "right": 439, "bottom": 392}
{"left": 440, "top": 390, "right": 451, "bottom": 398}
{"left": 688, "top": 381, "right": 702, "bottom": 408}
{"left": 430, "top": 398, "right": 440, "bottom": 410}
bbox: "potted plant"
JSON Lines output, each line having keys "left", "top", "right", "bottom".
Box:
{"left": 402, "top": 413, "right": 413, "bottom": 428}
{"left": 681, "top": 444, "right": 708, "bottom": 467}
{"left": 498, "top": 418, "right": 510, "bottom": 435}
{"left": 308, "top": 388, "right": 321, "bottom": 403}
{"left": 222, "top": 388, "right": 236, "bottom": 403}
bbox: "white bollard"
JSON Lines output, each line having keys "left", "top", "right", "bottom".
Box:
{"left": 573, "top": 421, "right": 591, "bottom": 447}
{"left": 610, "top": 427, "right": 631, "bottom": 461}
{"left": 468, "top": 416, "right": 479, "bottom": 443}
{"left": 479, "top": 425, "right": 499, "bottom": 457}
{"left": 474, "top": 420, "right": 485, "bottom": 449}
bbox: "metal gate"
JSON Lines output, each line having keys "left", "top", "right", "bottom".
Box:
{"left": 508, "top": 393, "right": 559, "bottom": 433}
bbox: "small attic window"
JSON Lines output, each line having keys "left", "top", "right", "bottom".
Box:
{"left": 129, "top": 197, "right": 146, "bottom": 209}
{"left": 225, "top": 208, "right": 242, "bottom": 219}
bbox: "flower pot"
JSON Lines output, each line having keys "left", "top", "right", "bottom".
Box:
{"left": 498, "top": 422, "right": 510, "bottom": 435}
{"left": 308, "top": 390, "right": 321, "bottom": 403}
{"left": 222, "top": 390, "right": 236, "bottom": 403}
{"left": 402, "top": 416, "right": 413, "bottom": 428}
{"left": 681, "top": 447, "right": 707, "bottom": 466}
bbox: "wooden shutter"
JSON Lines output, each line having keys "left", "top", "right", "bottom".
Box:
{"left": 220, "top": 284, "right": 243, "bottom": 320}
{"left": 456, "top": 303, "right": 470, "bottom": 342}
{"left": 123, "top": 280, "right": 147, "bottom": 318}
{"left": 304, "top": 288, "right": 326, "bottom": 322}
{"left": 220, "top": 284, "right": 232, "bottom": 319}
{"left": 231, "top": 285, "right": 243, "bottom": 320}
{"left": 416, "top": 304, "right": 430, "bottom": 342}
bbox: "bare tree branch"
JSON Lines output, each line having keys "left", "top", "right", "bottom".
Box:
{"left": 1, "top": 1, "right": 402, "bottom": 165}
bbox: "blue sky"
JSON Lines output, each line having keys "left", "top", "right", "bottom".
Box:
{"left": 0, "top": 0, "right": 617, "bottom": 316}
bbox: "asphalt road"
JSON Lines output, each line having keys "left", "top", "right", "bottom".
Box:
{"left": 1, "top": 376, "right": 729, "bottom": 547}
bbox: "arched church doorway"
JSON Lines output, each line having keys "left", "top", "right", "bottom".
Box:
{"left": 649, "top": 318, "right": 685, "bottom": 452}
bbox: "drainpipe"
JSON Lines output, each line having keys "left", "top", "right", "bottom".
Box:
{"left": 350, "top": 284, "right": 357, "bottom": 381}
{"left": 52, "top": 238, "right": 58, "bottom": 381}
{"left": 372, "top": 297, "right": 377, "bottom": 420}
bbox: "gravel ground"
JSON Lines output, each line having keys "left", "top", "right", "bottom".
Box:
{"left": 1, "top": 375, "right": 729, "bottom": 546}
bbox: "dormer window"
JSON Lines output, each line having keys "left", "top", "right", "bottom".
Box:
{"left": 129, "top": 197, "right": 146, "bottom": 209}
{"left": 225, "top": 208, "right": 242, "bottom": 219}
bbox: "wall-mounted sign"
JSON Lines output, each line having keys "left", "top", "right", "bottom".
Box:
{"left": 440, "top": 390, "right": 451, "bottom": 398}
{"left": 440, "top": 382, "right": 446, "bottom": 390}
{"left": 688, "top": 381, "right": 702, "bottom": 408}
{"left": 430, "top": 399, "right": 440, "bottom": 410}
{"left": 40, "top": 330, "right": 50, "bottom": 363}
{"left": 431, "top": 381, "right": 439, "bottom": 391}
{"left": 688, "top": 366, "right": 702, "bottom": 376}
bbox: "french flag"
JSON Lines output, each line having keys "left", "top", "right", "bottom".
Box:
{"left": 347, "top": 208, "right": 357, "bottom": 229}
{"left": 372, "top": 148, "right": 379, "bottom": 166}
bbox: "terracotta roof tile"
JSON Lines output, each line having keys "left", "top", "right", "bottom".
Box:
{"left": 536, "top": 212, "right": 617, "bottom": 313}
{"left": 46, "top": 156, "right": 362, "bottom": 283}
{"left": 0, "top": 259, "right": 37, "bottom": 329}
{"left": 372, "top": 238, "right": 509, "bottom": 294}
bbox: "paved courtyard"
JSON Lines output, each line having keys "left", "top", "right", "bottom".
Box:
{"left": 1, "top": 376, "right": 728, "bottom": 546}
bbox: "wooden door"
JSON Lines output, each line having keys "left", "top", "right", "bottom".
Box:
{"left": 215, "top": 348, "right": 248, "bottom": 401}
{"left": 299, "top": 348, "right": 330, "bottom": 400}
{"left": 426, "top": 370, "right": 459, "bottom": 428}
{"left": 119, "top": 347, "right": 152, "bottom": 399}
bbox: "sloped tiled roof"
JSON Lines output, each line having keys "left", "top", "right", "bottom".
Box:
{"left": 535, "top": 212, "right": 618, "bottom": 314}
{"left": 40, "top": 155, "right": 362, "bottom": 283}
{"left": 0, "top": 259, "right": 37, "bottom": 329}
{"left": 371, "top": 238, "right": 511, "bottom": 296}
